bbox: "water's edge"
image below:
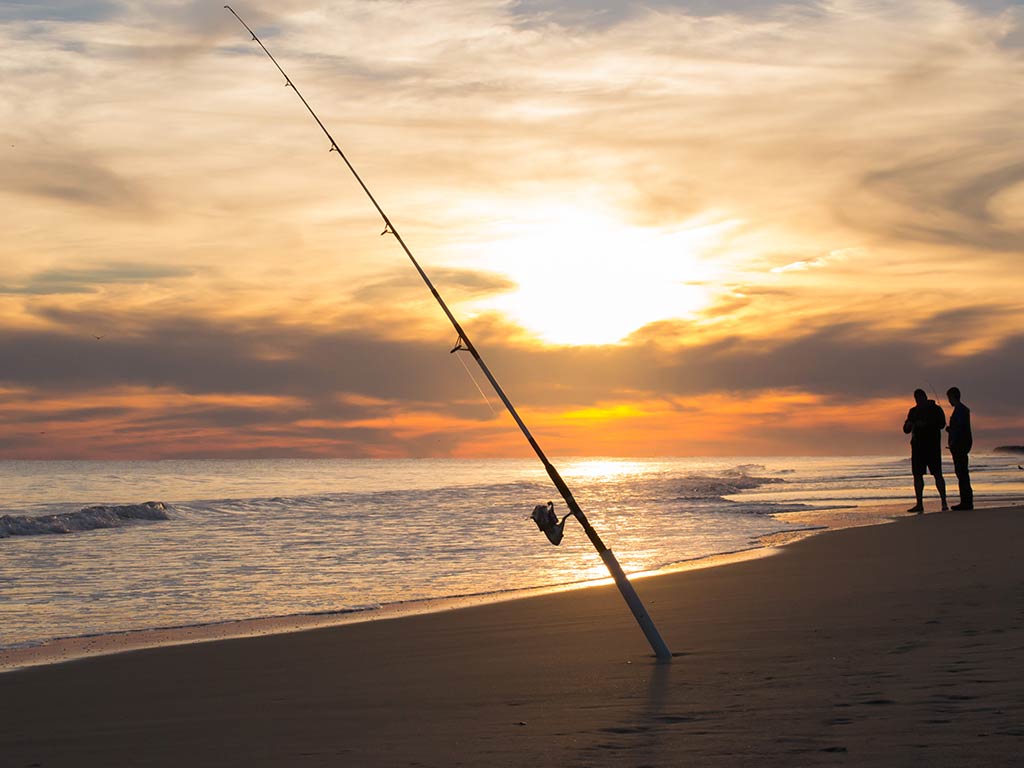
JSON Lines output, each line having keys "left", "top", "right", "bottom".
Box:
{"left": 0, "top": 501, "right": 915, "bottom": 674}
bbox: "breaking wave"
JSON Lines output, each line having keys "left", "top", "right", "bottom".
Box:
{"left": 0, "top": 502, "right": 170, "bottom": 538}
{"left": 668, "top": 471, "right": 785, "bottom": 501}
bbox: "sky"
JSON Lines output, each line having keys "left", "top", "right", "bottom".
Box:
{"left": 1, "top": 0, "right": 1022, "bottom": 459}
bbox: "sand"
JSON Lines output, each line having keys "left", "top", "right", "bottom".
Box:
{"left": 3, "top": 504, "right": 1024, "bottom": 767}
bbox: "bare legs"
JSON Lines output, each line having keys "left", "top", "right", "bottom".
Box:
{"left": 910, "top": 471, "right": 948, "bottom": 513}
{"left": 935, "top": 471, "right": 948, "bottom": 511}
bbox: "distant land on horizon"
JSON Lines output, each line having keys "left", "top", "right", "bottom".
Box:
{"left": 993, "top": 446, "right": 1024, "bottom": 454}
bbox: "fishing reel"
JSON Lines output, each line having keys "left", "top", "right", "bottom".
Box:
{"left": 530, "top": 501, "right": 574, "bottom": 546}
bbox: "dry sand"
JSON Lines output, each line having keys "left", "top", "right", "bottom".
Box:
{"left": 2, "top": 504, "right": 1023, "bottom": 767}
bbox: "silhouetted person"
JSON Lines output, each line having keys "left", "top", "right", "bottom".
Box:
{"left": 903, "top": 388, "right": 948, "bottom": 513}
{"left": 946, "top": 386, "right": 973, "bottom": 510}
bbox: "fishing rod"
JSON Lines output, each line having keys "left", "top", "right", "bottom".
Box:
{"left": 225, "top": 6, "right": 672, "bottom": 661}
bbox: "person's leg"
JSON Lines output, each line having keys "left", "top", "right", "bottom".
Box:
{"left": 923, "top": 449, "right": 948, "bottom": 510}
{"left": 952, "top": 451, "right": 973, "bottom": 509}
{"left": 933, "top": 469, "right": 948, "bottom": 510}
{"left": 909, "top": 472, "right": 925, "bottom": 512}
{"left": 962, "top": 452, "right": 973, "bottom": 505}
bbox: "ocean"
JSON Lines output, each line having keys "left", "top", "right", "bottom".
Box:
{"left": 2, "top": 455, "right": 1023, "bottom": 653}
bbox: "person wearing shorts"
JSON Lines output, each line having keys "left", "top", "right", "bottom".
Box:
{"left": 902, "top": 388, "right": 948, "bottom": 513}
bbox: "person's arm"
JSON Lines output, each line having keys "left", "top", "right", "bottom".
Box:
{"left": 948, "top": 408, "right": 966, "bottom": 450}
{"left": 903, "top": 408, "right": 914, "bottom": 434}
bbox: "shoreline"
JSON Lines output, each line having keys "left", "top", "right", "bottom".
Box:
{"left": 0, "top": 500, "right": 920, "bottom": 673}
{"left": 0, "top": 533, "right": 790, "bottom": 674}
{"left": 3, "top": 503, "right": 1023, "bottom": 766}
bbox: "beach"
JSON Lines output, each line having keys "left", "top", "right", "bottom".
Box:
{"left": 3, "top": 503, "right": 1023, "bottom": 766}
{"left": 4, "top": 3, "right": 1021, "bottom": 766}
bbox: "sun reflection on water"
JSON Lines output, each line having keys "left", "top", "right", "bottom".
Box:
{"left": 559, "top": 458, "right": 651, "bottom": 482}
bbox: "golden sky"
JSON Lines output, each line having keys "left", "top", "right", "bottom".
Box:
{"left": 1, "top": 0, "right": 1022, "bottom": 458}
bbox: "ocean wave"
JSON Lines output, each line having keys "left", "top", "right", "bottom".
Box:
{"left": 173, "top": 471, "right": 788, "bottom": 519}
{"left": 669, "top": 472, "right": 785, "bottom": 501}
{"left": 0, "top": 603, "right": 383, "bottom": 653}
{"left": 718, "top": 501, "right": 812, "bottom": 515}
{"left": 0, "top": 502, "right": 169, "bottom": 538}
{"left": 730, "top": 463, "right": 767, "bottom": 473}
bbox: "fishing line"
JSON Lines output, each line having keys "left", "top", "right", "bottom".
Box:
{"left": 452, "top": 344, "right": 497, "bottom": 415}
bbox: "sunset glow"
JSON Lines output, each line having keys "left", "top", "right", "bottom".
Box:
{"left": 467, "top": 207, "right": 730, "bottom": 345}
{"left": 1, "top": 0, "right": 1021, "bottom": 458}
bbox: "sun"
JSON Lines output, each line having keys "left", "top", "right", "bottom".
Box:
{"left": 465, "top": 206, "right": 731, "bottom": 346}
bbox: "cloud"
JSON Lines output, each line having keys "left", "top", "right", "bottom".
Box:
{"left": 1, "top": 149, "right": 152, "bottom": 212}
{"left": 350, "top": 267, "right": 517, "bottom": 304}
{"left": 2, "top": 0, "right": 1023, "bottom": 456}
{"left": 0, "top": 1, "right": 121, "bottom": 23}
{"left": 0, "top": 262, "right": 195, "bottom": 295}
{"left": 509, "top": 0, "right": 822, "bottom": 29}
{"left": 0, "top": 300, "right": 1021, "bottom": 457}
{"left": 846, "top": 155, "right": 1024, "bottom": 252}
{"left": 769, "top": 249, "right": 854, "bottom": 274}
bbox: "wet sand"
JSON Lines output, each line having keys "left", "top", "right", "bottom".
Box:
{"left": 2, "top": 504, "right": 1023, "bottom": 766}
